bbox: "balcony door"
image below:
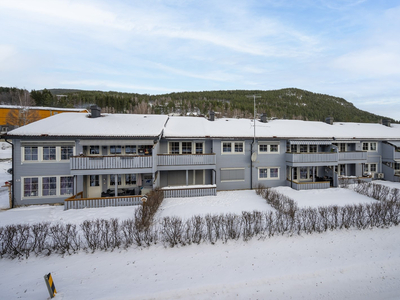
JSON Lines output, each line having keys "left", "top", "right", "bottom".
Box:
{"left": 87, "top": 175, "right": 102, "bottom": 198}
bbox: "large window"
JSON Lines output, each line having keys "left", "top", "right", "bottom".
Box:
{"left": 169, "top": 142, "right": 180, "bottom": 154}
{"left": 168, "top": 142, "right": 205, "bottom": 154}
{"left": 220, "top": 168, "right": 245, "bottom": 181}
{"left": 90, "top": 146, "right": 100, "bottom": 155}
{"left": 23, "top": 176, "right": 74, "bottom": 198}
{"left": 181, "top": 142, "right": 192, "bottom": 154}
{"left": 222, "top": 142, "right": 244, "bottom": 154}
{"left": 125, "top": 174, "right": 137, "bottom": 185}
{"left": 109, "top": 175, "right": 122, "bottom": 186}
{"left": 23, "top": 145, "right": 75, "bottom": 162}
{"left": 24, "top": 146, "right": 38, "bottom": 161}
{"left": 195, "top": 143, "right": 204, "bottom": 154}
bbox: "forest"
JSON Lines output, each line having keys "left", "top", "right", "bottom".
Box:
{"left": 0, "top": 86, "right": 394, "bottom": 123}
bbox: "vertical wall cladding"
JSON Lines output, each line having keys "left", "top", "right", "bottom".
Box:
{"left": 214, "top": 139, "right": 252, "bottom": 190}
{"left": 382, "top": 142, "right": 394, "bottom": 161}
{"left": 253, "top": 140, "right": 287, "bottom": 188}
{"left": 366, "top": 141, "right": 383, "bottom": 172}
{"left": 13, "top": 139, "right": 76, "bottom": 206}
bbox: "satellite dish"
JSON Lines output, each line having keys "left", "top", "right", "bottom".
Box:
{"left": 251, "top": 152, "right": 257, "bottom": 162}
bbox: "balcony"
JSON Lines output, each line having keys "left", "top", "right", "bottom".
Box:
{"left": 70, "top": 155, "right": 152, "bottom": 172}
{"left": 157, "top": 154, "right": 216, "bottom": 170}
{"left": 286, "top": 152, "right": 338, "bottom": 166}
{"left": 338, "top": 151, "right": 367, "bottom": 162}
{"left": 64, "top": 192, "right": 142, "bottom": 210}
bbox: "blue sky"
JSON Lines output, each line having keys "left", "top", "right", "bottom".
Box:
{"left": 0, "top": 0, "right": 399, "bottom": 120}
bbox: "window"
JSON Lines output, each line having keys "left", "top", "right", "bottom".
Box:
{"left": 42, "top": 177, "right": 57, "bottom": 196}
{"left": 339, "top": 143, "right": 346, "bottom": 152}
{"left": 90, "top": 175, "right": 99, "bottom": 187}
{"left": 395, "top": 162, "right": 400, "bottom": 170}
{"left": 258, "top": 167, "right": 280, "bottom": 180}
{"left": 370, "top": 164, "right": 377, "bottom": 172}
{"left": 182, "top": 142, "right": 192, "bottom": 154}
{"left": 259, "top": 144, "right": 268, "bottom": 153}
{"left": 300, "top": 167, "right": 308, "bottom": 179}
{"left": 300, "top": 145, "right": 308, "bottom": 153}
{"left": 125, "top": 174, "right": 136, "bottom": 185}
{"left": 259, "top": 143, "right": 280, "bottom": 154}
{"left": 43, "top": 147, "right": 56, "bottom": 160}
{"left": 125, "top": 145, "right": 136, "bottom": 154}
{"left": 61, "top": 146, "right": 74, "bottom": 160}
{"left": 24, "top": 178, "right": 39, "bottom": 197}
{"left": 220, "top": 168, "right": 245, "bottom": 181}
{"left": 169, "top": 142, "right": 180, "bottom": 154}
{"left": 23, "top": 176, "right": 74, "bottom": 198}
{"left": 259, "top": 168, "right": 268, "bottom": 178}
{"left": 291, "top": 145, "right": 298, "bottom": 153}
{"left": 60, "top": 176, "right": 74, "bottom": 195}
{"left": 309, "top": 145, "right": 317, "bottom": 153}
{"left": 363, "top": 142, "right": 377, "bottom": 152}
{"left": 110, "top": 145, "right": 122, "bottom": 155}
{"left": 90, "top": 146, "right": 100, "bottom": 155}
{"left": 110, "top": 175, "right": 122, "bottom": 186}
{"left": 24, "top": 146, "right": 38, "bottom": 161}
{"left": 222, "top": 142, "right": 244, "bottom": 154}
{"left": 222, "top": 142, "right": 232, "bottom": 153}
{"left": 195, "top": 143, "right": 204, "bottom": 154}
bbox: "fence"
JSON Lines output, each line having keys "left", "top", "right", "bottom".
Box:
{"left": 64, "top": 192, "right": 142, "bottom": 210}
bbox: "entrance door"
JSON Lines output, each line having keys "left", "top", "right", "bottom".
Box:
{"left": 87, "top": 175, "right": 102, "bottom": 198}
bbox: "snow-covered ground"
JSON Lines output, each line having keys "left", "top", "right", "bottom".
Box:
{"left": 274, "top": 186, "right": 377, "bottom": 208}
{"left": 157, "top": 190, "right": 275, "bottom": 219}
{"left": 1, "top": 142, "right": 400, "bottom": 299}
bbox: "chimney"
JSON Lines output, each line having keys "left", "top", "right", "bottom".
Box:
{"left": 208, "top": 111, "right": 215, "bottom": 121}
{"left": 325, "top": 117, "right": 334, "bottom": 125}
{"left": 382, "top": 119, "right": 391, "bottom": 127}
{"left": 260, "top": 113, "right": 268, "bottom": 123}
{"left": 90, "top": 105, "right": 101, "bottom": 118}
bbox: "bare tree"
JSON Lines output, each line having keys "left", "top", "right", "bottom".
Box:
{"left": 6, "top": 90, "right": 39, "bottom": 127}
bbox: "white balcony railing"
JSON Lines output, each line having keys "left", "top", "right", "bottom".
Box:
{"left": 70, "top": 155, "right": 152, "bottom": 170}
{"left": 158, "top": 154, "right": 216, "bottom": 166}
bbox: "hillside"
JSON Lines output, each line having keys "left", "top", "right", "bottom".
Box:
{"left": 1, "top": 87, "right": 394, "bottom": 123}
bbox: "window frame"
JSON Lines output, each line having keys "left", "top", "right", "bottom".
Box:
{"left": 221, "top": 141, "right": 245, "bottom": 155}
{"left": 258, "top": 142, "right": 280, "bottom": 154}
{"left": 258, "top": 167, "right": 280, "bottom": 180}
{"left": 22, "top": 176, "right": 74, "bottom": 199}
{"left": 22, "top": 145, "right": 75, "bottom": 163}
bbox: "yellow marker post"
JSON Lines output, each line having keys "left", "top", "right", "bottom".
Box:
{"left": 44, "top": 273, "right": 57, "bottom": 298}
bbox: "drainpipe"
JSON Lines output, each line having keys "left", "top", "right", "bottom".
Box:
{"left": 250, "top": 141, "right": 254, "bottom": 189}
{"left": 5, "top": 138, "right": 14, "bottom": 208}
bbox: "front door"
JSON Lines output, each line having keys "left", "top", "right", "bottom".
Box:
{"left": 87, "top": 175, "right": 102, "bottom": 198}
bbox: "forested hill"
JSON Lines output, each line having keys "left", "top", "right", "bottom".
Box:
{"left": 0, "top": 87, "right": 393, "bottom": 123}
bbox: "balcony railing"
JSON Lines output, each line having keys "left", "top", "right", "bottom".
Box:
{"left": 286, "top": 152, "right": 338, "bottom": 164}
{"left": 338, "top": 151, "right": 367, "bottom": 162}
{"left": 161, "top": 185, "right": 217, "bottom": 198}
{"left": 64, "top": 192, "right": 142, "bottom": 210}
{"left": 287, "top": 180, "right": 330, "bottom": 190}
{"left": 70, "top": 155, "right": 152, "bottom": 170}
{"left": 158, "top": 153, "right": 216, "bottom": 166}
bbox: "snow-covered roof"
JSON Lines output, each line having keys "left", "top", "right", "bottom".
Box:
{"left": 164, "top": 117, "right": 400, "bottom": 140}
{"left": 0, "top": 105, "right": 88, "bottom": 112}
{"left": 6, "top": 114, "right": 400, "bottom": 141}
{"left": 7, "top": 113, "right": 168, "bottom": 138}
